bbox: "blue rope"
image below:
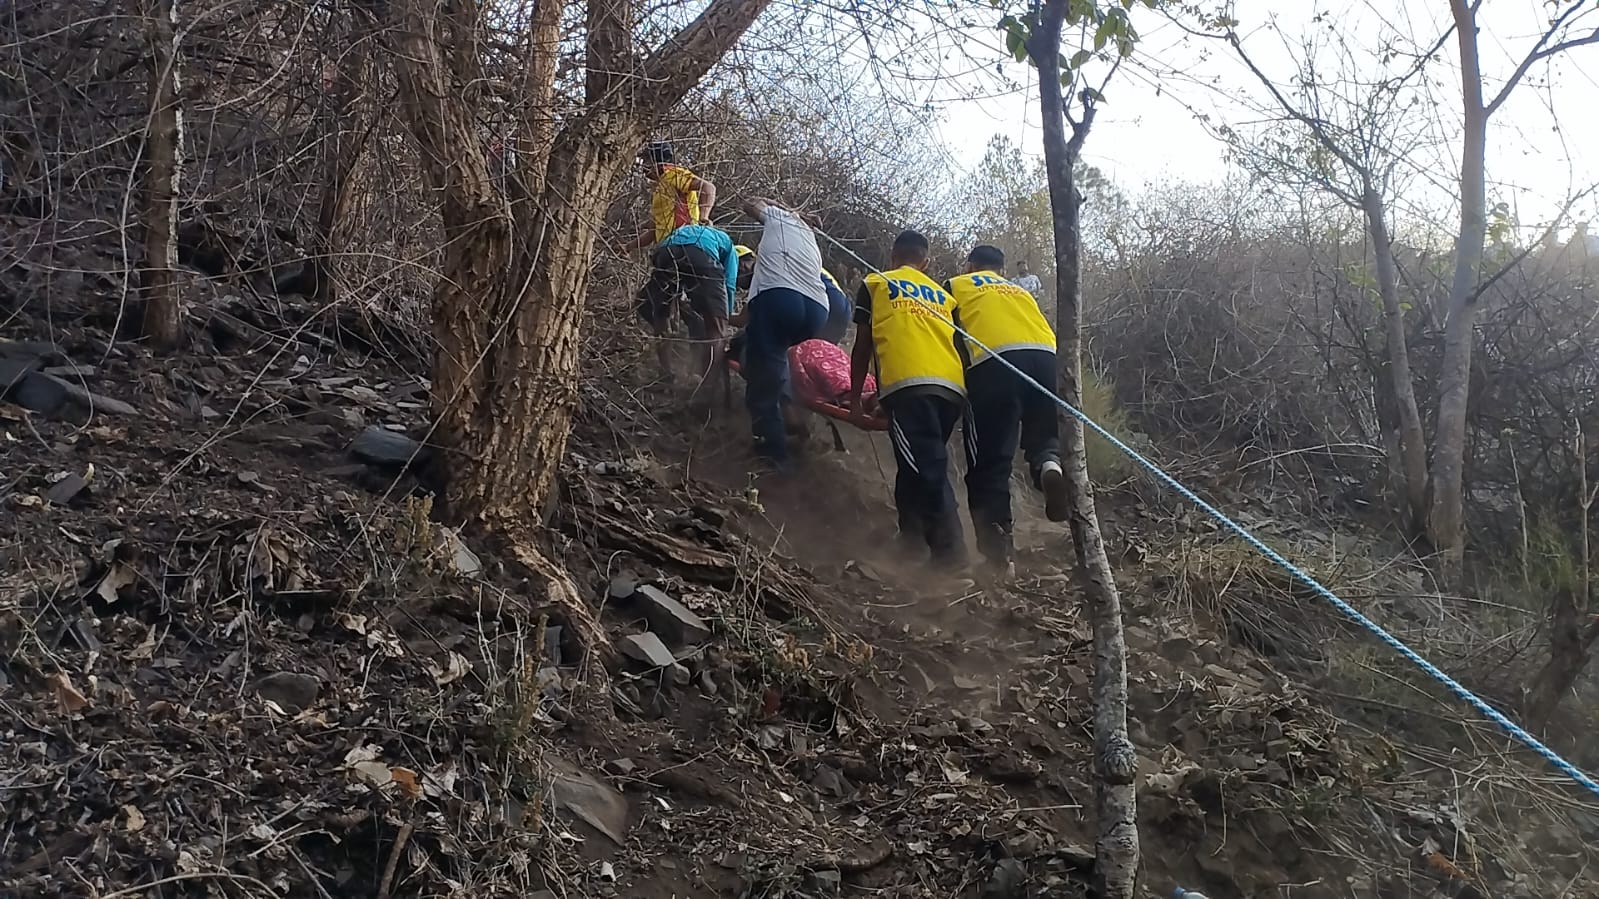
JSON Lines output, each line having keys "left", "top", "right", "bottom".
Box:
{"left": 814, "top": 229, "right": 1599, "bottom": 799}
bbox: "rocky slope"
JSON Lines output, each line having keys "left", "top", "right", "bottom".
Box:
{"left": 3, "top": 271, "right": 1597, "bottom": 899}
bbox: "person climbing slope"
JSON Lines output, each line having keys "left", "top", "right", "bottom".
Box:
{"left": 632, "top": 141, "right": 716, "bottom": 249}
{"left": 848, "top": 230, "right": 967, "bottom": 570}
{"left": 944, "top": 244, "right": 1070, "bottom": 572}
{"left": 739, "top": 196, "right": 830, "bottom": 468}
{"left": 636, "top": 222, "right": 739, "bottom": 395}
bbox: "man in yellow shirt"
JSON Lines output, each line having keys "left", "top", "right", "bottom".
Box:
{"left": 847, "top": 230, "right": 968, "bottom": 570}
{"left": 633, "top": 142, "right": 717, "bottom": 249}
{"left": 944, "top": 245, "right": 1069, "bottom": 572}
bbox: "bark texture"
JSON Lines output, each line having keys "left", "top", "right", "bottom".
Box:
{"left": 310, "top": 17, "right": 371, "bottom": 304}
{"left": 1431, "top": 0, "right": 1490, "bottom": 576}
{"left": 139, "top": 0, "right": 183, "bottom": 349}
{"left": 1431, "top": 0, "right": 1599, "bottom": 574}
{"left": 1363, "top": 189, "right": 1429, "bottom": 533}
{"left": 1033, "top": 3, "right": 1138, "bottom": 895}
{"left": 379, "top": 0, "right": 772, "bottom": 662}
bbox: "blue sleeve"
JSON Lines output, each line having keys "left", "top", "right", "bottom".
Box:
{"left": 721, "top": 239, "right": 738, "bottom": 313}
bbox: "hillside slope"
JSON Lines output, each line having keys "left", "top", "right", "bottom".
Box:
{"left": 3, "top": 273, "right": 1598, "bottom": 899}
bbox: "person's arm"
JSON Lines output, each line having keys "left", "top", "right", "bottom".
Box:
{"left": 848, "top": 282, "right": 874, "bottom": 412}
{"left": 721, "top": 239, "right": 738, "bottom": 315}
{"left": 634, "top": 225, "right": 655, "bottom": 250}
{"left": 952, "top": 306, "right": 973, "bottom": 370}
{"left": 848, "top": 320, "right": 874, "bottom": 412}
{"left": 688, "top": 174, "right": 716, "bottom": 223}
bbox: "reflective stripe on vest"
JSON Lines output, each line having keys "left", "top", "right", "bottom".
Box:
{"left": 865, "top": 266, "right": 965, "bottom": 398}
{"left": 944, "top": 270, "right": 1056, "bottom": 363}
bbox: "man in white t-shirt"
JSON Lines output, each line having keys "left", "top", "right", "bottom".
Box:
{"left": 1013, "top": 260, "right": 1043, "bottom": 299}
{"left": 738, "top": 196, "right": 829, "bottom": 468}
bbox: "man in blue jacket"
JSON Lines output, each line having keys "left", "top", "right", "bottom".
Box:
{"left": 637, "top": 222, "right": 739, "bottom": 398}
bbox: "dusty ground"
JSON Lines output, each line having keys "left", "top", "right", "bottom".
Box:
{"left": 4, "top": 283, "right": 1599, "bottom": 899}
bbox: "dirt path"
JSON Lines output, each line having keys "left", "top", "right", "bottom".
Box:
{"left": 654, "top": 403, "right": 1084, "bottom": 719}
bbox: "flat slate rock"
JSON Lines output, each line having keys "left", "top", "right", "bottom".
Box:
{"left": 12, "top": 371, "right": 68, "bottom": 416}
{"left": 620, "top": 632, "right": 690, "bottom": 685}
{"left": 44, "top": 473, "right": 89, "bottom": 506}
{"left": 42, "top": 364, "right": 97, "bottom": 380}
{"left": 39, "top": 373, "right": 138, "bottom": 416}
{"left": 350, "top": 424, "right": 429, "bottom": 468}
{"left": 0, "top": 340, "right": 65, "bottom": 363}
{"left": 546, "top": 754, "right": 630, "bottom": 846}
{"left": 634, "top": 584, "right": 711, "bottom": 646}
{"left": 607, "top": 571, "right": 641, "bottom": 601}
{"left": 1, "top": 353, "right": 42, "bottom": 392}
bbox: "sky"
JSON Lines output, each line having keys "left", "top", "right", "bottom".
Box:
{"left": 936, "top": 0, "right": 1599, "bottom": 237}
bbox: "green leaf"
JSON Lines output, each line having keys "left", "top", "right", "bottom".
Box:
{"left": 1060, "top": 67, "right": 1074, "bottom": 87}
{"left": 1083, "top": 86, "right": 1106, "bottom": 103}
{"left": 1006, "top": 28, "right": 1026, "bottom": 61}
{"left": 1071, "top": 49, "right": 1094, "bottom": 68}
{"left": 1094, "top": 18, "right": 1115, "bottom": 49}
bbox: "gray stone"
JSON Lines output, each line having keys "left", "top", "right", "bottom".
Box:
{"left": 349, "top": 425, "right": 428, "bottom": 469}
{"left": 44, "top": 473, "right": 89, "bottom": 506}
{"left": 252, "top": 671, "right": 321, "bottom": 714}
{"left": 607, "top": 571, "right": 641, "bottom": 601}
{"left": 620, "top": 633, "right": 689, "bottom": 684}
{"left": 0, "top": 354, "right": 42, "bottom": 396}
{"left": 543, "top": 624, "right": 565, "bottom": 666}
{"left": 42, "top": 364, "right": 97, "bottom": 380}
{"left": 42, "top": 373, "right": 137, "bottom": 416}
{"left": 547, "top": 754, "right": 630, "bottom": 845}
{"left": 979, "top": 858, "right": 1028, "bottom": 899}
{"left": 634, "top": 585, "right": 711, "bottom": 646}
{"left": 804, "top": 870, "right": 842, "bottom": 894}
{"left": 433, "top": 526, "right": 481, "bottom": 577}
{"left": 0, "top": 340, "right": 64, "bottom": 362}
{"left": 12, "top": 371, "right": 67, "bottom": 415}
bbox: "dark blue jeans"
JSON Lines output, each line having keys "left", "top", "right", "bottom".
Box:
{"left": 745, "top": 287, "right": 828, "bottom": 462}
{"left": 816, "top": 282, "right": 852, "bottom": 344}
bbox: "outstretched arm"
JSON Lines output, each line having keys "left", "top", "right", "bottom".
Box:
{"left": 689, "top": 174, "right": 716, "bottom": 223}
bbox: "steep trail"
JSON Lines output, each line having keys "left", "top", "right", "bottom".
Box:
{"left": 653, "top": 400, "right": 1078, "bottom": 708}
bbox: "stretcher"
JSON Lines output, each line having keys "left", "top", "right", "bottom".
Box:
{"left": 724, "top": 357, "right": 888, "bottom": 431}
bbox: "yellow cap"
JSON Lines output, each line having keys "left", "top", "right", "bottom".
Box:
{"left": 735, "top": 245, "right": 754, "bottom": 258}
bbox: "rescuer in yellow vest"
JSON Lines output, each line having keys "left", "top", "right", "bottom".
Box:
{"left": 847, "top": 230, "right": 968, "bottom": 569}
{"left": 943, "top": 244, "right": 1070, "bottom": 572}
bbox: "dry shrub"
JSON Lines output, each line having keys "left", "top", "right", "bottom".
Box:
{"left": 1086, "top": 181, "right": 1599, "bottom": 544}
{"left": 1081, "top": 366, "right": 1136, "bottom": 484}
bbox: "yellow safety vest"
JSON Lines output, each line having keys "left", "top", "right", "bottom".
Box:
{"left": 944, "top": 270, "right": 1056, "bottom": 364}
{"left": 820, "top": 268, "right": 839, "bottom": 290}
{"left": 650, "top": 165, "right": 701, "bottom": 243}
{"left": 865, "top": 266, "right": 965, "bottom": 398}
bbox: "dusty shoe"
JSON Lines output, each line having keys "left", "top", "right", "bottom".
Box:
{"left": 1040, "top": 460, "right": 1070, "bottom": 523}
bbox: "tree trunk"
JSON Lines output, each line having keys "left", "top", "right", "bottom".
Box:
{"left": 381, "top": 0, "right": 772, "bottom": 662}
{"left": 310, "top": 19, "right": 370, "bottom": 304}
{"left": 1431, "top": 0, "right": 1491, "bottom": 577}
{"left": 1362, "top": 188, "right": 1429, "bottom": 536}
{"left": 139, "top": 0, "right": 183, "bottom": 349}
{"left": 1033, "top": 4, "right": 1138, "bottom": 896}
